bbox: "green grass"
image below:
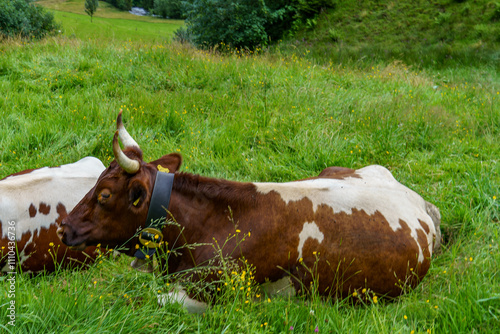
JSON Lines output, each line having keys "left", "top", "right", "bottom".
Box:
{"left": 1, "top": 2, "right": 499, "bottom": 332}
{"left": 36, "top": 0, "right": 183, "bottom": 43}
{"left": 281, "top": 0, "right": 500, "bottom": 69}
{"left": 52, "top": 11, "right": 182, "bottom": 42}
{"left": 37, "top": 0, "right": 173, "bottom": 22}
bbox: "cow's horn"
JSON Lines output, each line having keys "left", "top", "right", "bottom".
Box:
{"left": 117, "top": 110, "right": 140, "bottom": 149}
{"left": 113, "top": 131, "right": 140, "bottom": 174}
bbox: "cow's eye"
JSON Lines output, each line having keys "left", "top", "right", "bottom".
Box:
{"left": 98, "top": 189, "right": 112, "bottom": 204}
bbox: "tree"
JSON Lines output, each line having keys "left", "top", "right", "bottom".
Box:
{"left": 154, "top": 0, "right": 183, "bottom": 19}
{"left": 85, "top": 0, "right": 99, "bottom": 22}
{"left": 184, "top": 0, "right": 274, "bottom": 49}
{"left": 182, "top": 0, "right": 335, "bottom": 50}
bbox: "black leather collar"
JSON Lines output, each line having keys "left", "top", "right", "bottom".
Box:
{"left": 134, "top": 171, "right": 174, "bottom": 260}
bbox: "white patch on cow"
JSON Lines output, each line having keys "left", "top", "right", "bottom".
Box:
{"left": 157, "top": 285, "right": 208, "bottom": 314}
{"left": 297, "top": 222, "right": 324, "bottom": 260}
{"left": 0, "top": 157, "right": 105, "bottom": 273}
{"left": 0, "top": 157, "right": 105, "bottom": 240}
{"left": 254, "top": 165, "right": 437, "bottom": 263}
{"left": 261, "top": 276, "right": 296, "bottom": 297}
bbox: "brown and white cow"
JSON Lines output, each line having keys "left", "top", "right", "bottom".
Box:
{"left": 58, "top": 112, "right": 441, "bottom": 311}
{"left": 1, "top": 157, "right": 105, "bottom": 273}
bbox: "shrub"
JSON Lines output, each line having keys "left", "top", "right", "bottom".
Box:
{"left": 183, "top": 0, "right": 336, "bottom": 49}
{"left": 0, "top": 0, "right": 60, "bottom": 39}
{"left": 184, "top": 0, "right": 274, "bottom": 49}
{"left": 287, "top": 0, "right": 336, "bottom": 35}
{"left": 173, "top": 26, "right": 192, "bottom": 43}
{"left": 153, "top": 0, "right": 183, "bottom": 19}
{"left": 263, "top": 0, "right": 295, "bottom": 42}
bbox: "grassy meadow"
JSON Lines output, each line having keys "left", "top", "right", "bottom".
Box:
{"left": 1, "top": 1, "right": 499, "bottom": 333}
{"left": 36, "top": 0, "right": 183, "bottom": 42}
{"left": 285, "top": 0, "right": 500, "bottom": 69}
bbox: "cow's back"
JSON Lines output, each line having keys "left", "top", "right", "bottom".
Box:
{"left": 252, "top": 165, "right": 440, "bottom": 296}
{"left": 0, "top": 157, "right": 105, "bottom": 273}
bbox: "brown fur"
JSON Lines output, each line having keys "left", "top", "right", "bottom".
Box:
{"left": 60, "top": 151, "right": 435, "bottom": 298}
{"left": 0, "top": 202, "right": 99, "bottom": 273}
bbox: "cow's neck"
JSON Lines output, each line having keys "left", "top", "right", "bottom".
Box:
{"left": 168, "top": 172, "right": 257, "bottom": 224}
{"left": 163, "top": 172, "right": 258, "bottom": 270}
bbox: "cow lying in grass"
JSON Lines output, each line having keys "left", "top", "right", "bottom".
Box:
{"left": 58, "top": 111, "right": 441, "bottom": 312}
{"left": 1, "top": 157, "right": 105, "bottom": 273}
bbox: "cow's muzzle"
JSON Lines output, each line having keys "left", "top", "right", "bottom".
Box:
{"left": 57, "top": 221, "right": 88, "bottom": 251}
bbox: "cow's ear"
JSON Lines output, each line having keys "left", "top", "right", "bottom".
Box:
{"left": 128, "top": 180, "right": 148, "bottom": 209}
{"left": 150, "top": 153, "right": 182, "bottom": 173}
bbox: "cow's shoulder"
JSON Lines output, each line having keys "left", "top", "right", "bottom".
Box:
{"left": 0, "top": 157, "right": 104, "bottom": 187}
{"left": 53, "top": 156, "right": 105, "bottom": 178}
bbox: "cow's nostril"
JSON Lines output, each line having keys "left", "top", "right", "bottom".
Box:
{"left": 56, "top": 226, "right": 64, "bottom": 239}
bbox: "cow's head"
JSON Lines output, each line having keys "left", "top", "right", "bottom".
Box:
{"left": 57, "top": 111, "right": 182, "bottom": 255}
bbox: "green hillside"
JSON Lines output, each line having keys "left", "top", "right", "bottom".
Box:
{"left": 36, "top": 0, "right": 500, "bottom": 67}
{"left": 37, "top": 0, "right": 164, "bottom": 21}
{"left": 36, "top": 0, "right": 183, "bottom": 42}
{"left": 282, "top": 0, "right": 500, "bottom": 68}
